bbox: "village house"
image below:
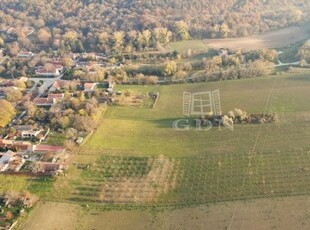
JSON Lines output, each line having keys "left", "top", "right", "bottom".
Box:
{"left": 12, "top": 125, "right": 45, "bottom": 140}
{"left": 84, "top": 82, "right": 98, "bottom": 93}
{"left": 32, "top": 93, "right": 65, "bottom": 106}
{"left": 35, "top": 63, "right": 64, "bottom": 76}
{"left": 49, "top": 80, "right": 68, "bottom": 92}
{"left": 21, "top": 130, "right": 41, "bottom": 138}
{"left": 0, "top": 139, "right": 32, "bottom": 152}
{"left": 0, "top": 150, "right": 25, "bottom": 172}
{"left": 33, "top": 97, "right": 56, "bottom": 107}
{"left": 32, "top": 144, "right": 66, "bottom": 154}
{"left": 47, "top": 93, "right": 64, "bottom": 100}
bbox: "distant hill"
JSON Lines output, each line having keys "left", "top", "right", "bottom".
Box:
{"left": 0, "top": 0, "right": 309, "bottom": 52}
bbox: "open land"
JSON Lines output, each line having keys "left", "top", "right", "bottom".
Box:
{"left": 7, "top": 25, "right": 310, "bottom": 229}
{"left": 168, "top": 23, "right": 310, "bottom": 53}
{"left": 20, "top": 196, "right": 310, "bottom": 230}
{"left": 10, "top": 73, "right": 310, "bottom": 213}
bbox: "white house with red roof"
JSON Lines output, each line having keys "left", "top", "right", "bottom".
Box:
{"left": 33, "top": 97, "right": 56, "bottom": 107}
{"left": 35, "top": 63, "right": 64, "bottom": 76}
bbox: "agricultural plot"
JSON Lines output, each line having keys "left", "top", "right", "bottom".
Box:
{"left": 63, "top": 149, "right": 310, "bottom": 208}
{"left": 62, "top": 73, "right": 310, "bottom": 208}
{"left": 204, "top": 23, "right": 310, "bottom": 51}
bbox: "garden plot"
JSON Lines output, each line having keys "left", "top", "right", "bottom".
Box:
{"left": 67, "top": 148, "right": 310, "bottom": 208}
{"left": 73, "top": 155, "right": 178, "bottom": 204}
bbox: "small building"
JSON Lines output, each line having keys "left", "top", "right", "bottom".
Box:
{"left": 35, "top": 63, "right": 64, "bottom": 76}
{"left": 21, "top": 130, "right": 41, "bottom": 138}
{"left": 76, "top": 137, "right": 84, "bottom": 145}
{"left": 33, "top": 98, "right": 56, "bottom": 107}
{"left": 0, "top": 150, "right": 25, "bottom": 172}
{"left": 0, "top": 151, "right": 14, "bottom": 171}
{"left": 35, "top": 68, "right": 61, "bottom": 76}
{"left": 0, "top": 139, "right": 32, "bottom": 152}
{"left": 17, "top": 51, "right": 34, "bottom": 58}
{"left": 33, "top": 144, "right": 65, "bottom": 154}
{"left": 47, "top": 93, "right": 64, "bottom": 100}
{"left": 49, "top": 80, "right": 68, "bottom": 92}
{"left": 84, "top": 82, "right": 98, "bottom": 93}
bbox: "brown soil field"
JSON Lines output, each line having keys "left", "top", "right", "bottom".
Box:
{"left": 20, "top": 196, "right": 310, "bottom": 230}
{"left": 205, "top": 23, "right": 310, "bottom": 51}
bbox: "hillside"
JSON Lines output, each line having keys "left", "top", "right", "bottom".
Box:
{"left": 0, "top": 0, "right": 310, "bottom": 53}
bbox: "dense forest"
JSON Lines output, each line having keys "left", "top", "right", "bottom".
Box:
{"left": 0, "top": 0, "right": 309, "bottom": 53}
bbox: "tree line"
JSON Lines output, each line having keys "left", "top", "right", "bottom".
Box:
{"left": 0, "top": 0, "right": 309, "bottom": 53}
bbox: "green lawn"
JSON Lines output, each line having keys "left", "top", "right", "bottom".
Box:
{"left": 46, "top": 133, "right": 66, "bottom": 146}
{"left": 0, "top": 175, "right": 30, "bottom": 193}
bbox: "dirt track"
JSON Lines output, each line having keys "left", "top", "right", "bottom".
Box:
{"left": 205, "top": 23, "right": 310, "bottom": 50}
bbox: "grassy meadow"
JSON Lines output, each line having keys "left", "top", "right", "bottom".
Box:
{"left": 80, "top": 73, "right": 310, "bottom": 157}
{"left": 40, "top": 72, "right": 310, "bottom": 208}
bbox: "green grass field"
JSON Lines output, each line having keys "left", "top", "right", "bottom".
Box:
{"left": 81, "top": 74, "right": 310, "bottom": 157}
{"left": 48, "top": 72, "right": 310, "bottom": 208}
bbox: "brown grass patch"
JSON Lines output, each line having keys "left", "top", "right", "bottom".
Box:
{"left": 99, "top": 155, "right": 178, "bottom": 203}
